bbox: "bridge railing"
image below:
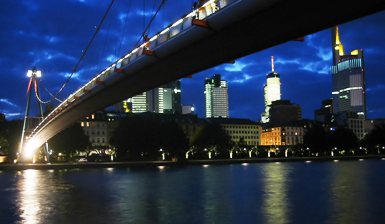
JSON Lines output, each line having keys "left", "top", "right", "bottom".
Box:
{"left": 31, "top": 0, "right": 237, "bottom": 137}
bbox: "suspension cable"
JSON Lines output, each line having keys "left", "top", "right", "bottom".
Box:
{"left": 135, "top": 0, "right": 167, "bottom": 47}
{"left": 34, "top": 80, "right": 62, "bottom": 104}
{"left": 36, "top": 0, "right": 116, "bottom": 104}
{"left": 34, "top": 80, "right": 51, "bottom": 104}
{"left": 40, "top": 80, "right": 63, "bottom": 103}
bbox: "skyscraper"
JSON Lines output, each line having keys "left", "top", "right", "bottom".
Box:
{"left": 261, "top": 56, "right": 281, "bottom": 123}
{"left": 148, "top": 81, "right": 182, "bottom": 114}
{"left": 204, "top": 74, "right": 229, "bottom": 118}
{"left": 331, "top": 26, "right": 366, "bottom": 118}
{"left": 124, "top": 92, "right": 147, "bottom": 113}
{"left": 120, "top": 80, "right": 181, "bottom": 114}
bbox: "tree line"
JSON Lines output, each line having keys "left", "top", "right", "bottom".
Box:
{"left": 303, "top": 123, "right": 385, "bottom": 155}
{"left": 110, "top": 113, "right": 232, "bottom": 161}
{"left": 1, "top": 112, "right": 385, "bottom": 162}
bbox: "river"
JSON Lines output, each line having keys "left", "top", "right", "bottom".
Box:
{"left": 1, "top": 159, "right": 385, "bottom": 223}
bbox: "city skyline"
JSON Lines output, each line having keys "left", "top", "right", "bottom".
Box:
{"left": 1, "top": 1, "right": 385, "bottom": 121}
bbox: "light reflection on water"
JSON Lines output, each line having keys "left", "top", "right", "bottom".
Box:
{"left": 1, "top": 161, "right": 385, "bottom": 223}
{"left": 14, "top": 169, "right": 74, "bottom": 224}
{"left": 18, "top": 170, "right": 40, "bottom": 224}
{"left": 262, "top": 163, "right": 291, "bottom": 224}
{"left": 329, "top": 162, "right": 369, "bottom": 224}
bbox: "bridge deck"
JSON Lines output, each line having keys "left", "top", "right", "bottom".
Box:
{"left": 25, "top": 0, "right": 385, "bottom": 151}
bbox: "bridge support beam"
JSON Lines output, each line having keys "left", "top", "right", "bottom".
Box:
{"left": 192, "top": 18, "right": 210, "bottom": 28}
{"left": 19, "top": 67, "right": 50, "bottom": 163}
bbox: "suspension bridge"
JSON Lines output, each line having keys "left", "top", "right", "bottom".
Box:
{"left": 19, "top": 0, "right": 385, "bottom": 161}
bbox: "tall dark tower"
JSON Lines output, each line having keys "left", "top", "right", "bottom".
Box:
{"left": 331, "top": 26, "right": 366, "bottom": 139}
{"left": 331, "top": 26, "right": 366, "bottom": 118}
{"left": 19, "top": 67, "right": 50, "bottom": 162}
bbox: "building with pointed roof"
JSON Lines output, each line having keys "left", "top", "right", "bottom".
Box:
{"left": 331, "top": 26, "right": 366, "bottom": 118}
{"left": 261, "top": 56, "right": 281, "bottom": 123}
{"left": 331, "top": 26, "right": 366, "bottom": 139}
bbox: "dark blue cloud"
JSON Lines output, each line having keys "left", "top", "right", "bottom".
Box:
{"left": 1, "top": 0, "right": 385, "bottom": 121}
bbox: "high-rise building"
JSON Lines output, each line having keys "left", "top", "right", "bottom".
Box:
{"left": 331, "top": 26, "right": 366, "bottom": 118}
{"left": 204, "top": 74, "right": 229, "bottom": 118}
{"left": 119, "top": 80, "right": 181, "bottom": 114}
{"left": 148, "top": 81, "right": 182, "bottom": 114}
{"left": 123, "top": 92, "right": 147, "bottom": 113}
{"left": 261, "top": 56, "right": 281, "bottom": 123}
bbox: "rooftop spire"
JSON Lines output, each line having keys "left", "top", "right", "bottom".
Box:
{"left": 334, "top": 26, "right": 345, "bottom": 56}
{"left": 271, "top": 55, "right": 275, "bottom": 72}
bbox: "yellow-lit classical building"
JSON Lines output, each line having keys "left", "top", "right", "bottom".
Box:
{"left": 260, "top": 125, "right": 304, "bottom": 146}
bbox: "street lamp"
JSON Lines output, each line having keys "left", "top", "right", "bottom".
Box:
{"left": 159, "top": 148, "right": 165, "bottom": 160}
{"left": 19, "top": 67, "right": 50, "bottom": 163}
{"left": 27, "top": 68, "right": 42, "bottom": 78}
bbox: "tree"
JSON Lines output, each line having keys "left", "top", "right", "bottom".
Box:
{"left": 0, "top": 136, "right": 9, "bottom": 155}
{"left": 362, "top": 124, "right": 385, "bottom": 154}
{"left": 111, "top": 116, "right": 158, "bottom": 160}
{"left": 303, "top": 124, "right": 329, "bottom": 155}
{"left": 49, "top": 123, "right": 90, "bottom": 161}
{"left": 329, "top": 127, "right": 358, "bottom": 152}
{"left": 0, "top": 116, "right": 22, "bottom": 158}
{"left": 158, "top": 121, "right": 189, "bottom": 160}
{"left": 191, "top": 122, "right": 232, "bottom": 158}
{"left": 110, "top": 114, "right": 189, "bottom": 161}
{"left": 0, "top": 113, "right": 5, "bottom": 123}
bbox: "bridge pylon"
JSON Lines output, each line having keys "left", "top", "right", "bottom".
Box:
{"left": 18, "top": 67, "right": 50, "bottom": 163}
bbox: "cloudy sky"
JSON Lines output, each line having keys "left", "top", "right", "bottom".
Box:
{"left": 1, "top": 0, "right": 385, "bottom": 121}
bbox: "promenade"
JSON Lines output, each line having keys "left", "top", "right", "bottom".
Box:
{"left": 1, "top": 155, "right": 384, "bottom": 171}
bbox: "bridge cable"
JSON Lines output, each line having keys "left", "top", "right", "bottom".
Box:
{"left": 40, "top": 79, "right": 64, "bottom": 103}
{"left": 134, "top": 0, "right": 167, "bottom": 47}
{"left": 34, "top": 0, "right": 116, "bottom": 105}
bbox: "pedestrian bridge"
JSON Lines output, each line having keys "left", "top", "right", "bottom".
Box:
{"left": 23, "top": 0, "right": 385, "bottom": 156}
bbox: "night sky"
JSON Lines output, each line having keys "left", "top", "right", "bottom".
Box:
{"left": 1, "top": 0, "right": 385, "bottom": 122}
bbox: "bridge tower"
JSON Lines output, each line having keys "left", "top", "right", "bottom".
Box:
{"left": 19, "top": 67, "right": 50, "bottom": 163}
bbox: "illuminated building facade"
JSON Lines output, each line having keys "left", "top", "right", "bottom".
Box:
{"left": 208, "top": 118, "right": 261, "bottom": 146}
{"left": 331, "top": 26, "right": 366, "bottom": 139}
{"left": 81, "top": 111, "right": 119, "bottom": 147}
{"left": 204, "top": 74, "right": 229, "bottom": 118}
{"left": 260, "top": 126, "right": 304, "bottom": 146}
{"left": 123, "top": 92, "right": 147, "bottom": 113}
{"left": 261, "top": 56, "right": 281, "bottom": 123}
{"left": 148, "top": 81, "right": 182, "bottom": 114}
{"left": 120, "top": 81, "right": 181, "bottom": 114}
{"left": 331, "top": 26, "right": 366, "bottom": 118}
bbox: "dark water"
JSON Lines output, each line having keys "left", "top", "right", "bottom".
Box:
{"left": 1, "top": 160, "right": 385, "bottom": 224}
